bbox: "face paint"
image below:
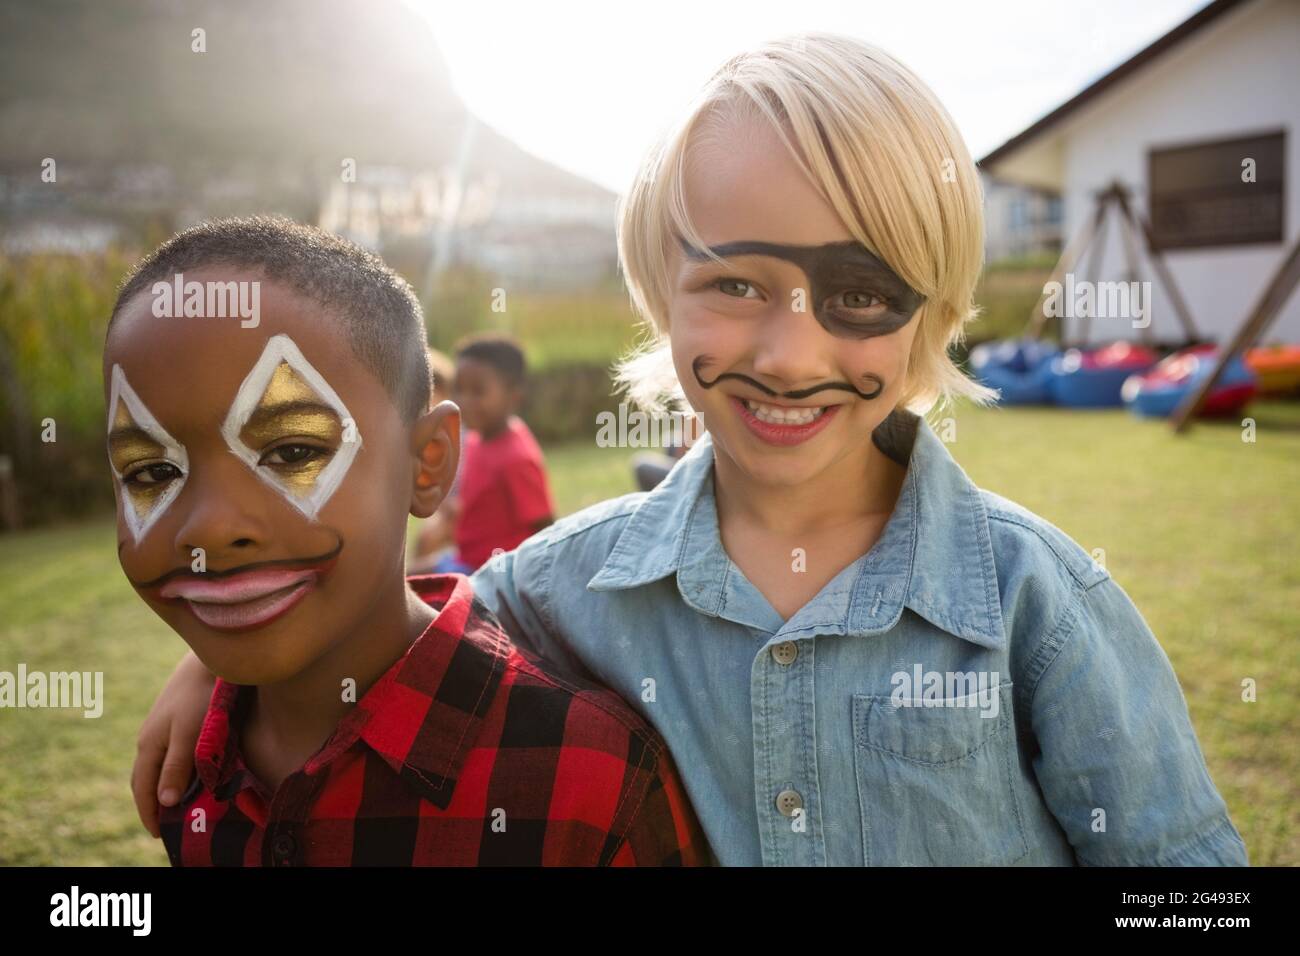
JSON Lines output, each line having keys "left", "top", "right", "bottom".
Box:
{"left": 238, "top": 360, "right": 343, "bottom": 492}
{"left": 222, "top": 334, "right": 362, "bottom": 519}
{"left": 124, "top": 536, "right": 344, "bottom": 592}
{"left": 682, "top": 238, "right": 925, "bottom": 339}
{"left": 106, "top": 365, "right": 189, "bottom": 543}
{"left": 692, "top": 354, "right": 884, "bottom": 401}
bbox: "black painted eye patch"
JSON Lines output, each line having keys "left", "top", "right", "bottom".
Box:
{"left": 681, "top": 238, "right": 925, "bottom": 339}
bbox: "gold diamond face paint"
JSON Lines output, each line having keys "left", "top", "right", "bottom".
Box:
{"left": 237, "top": 361, "right": 344, "bottom": 494}
{"left": 106, "top": 365, "right": 189, "bottom": 543}
{"left": 222, "top": 334, "right": 362, "bottom": 518}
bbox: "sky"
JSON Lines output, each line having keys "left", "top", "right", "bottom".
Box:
{"left": 415, "top": 0, "right": 1212, "bottom": 193}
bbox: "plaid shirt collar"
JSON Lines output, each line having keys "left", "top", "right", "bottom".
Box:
{"left": 194, "top": 574, "right": 509, "bottom": 809}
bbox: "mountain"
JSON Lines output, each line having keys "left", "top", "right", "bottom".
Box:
{"left": 0, "top": 0, "right": 615, "bottom": 277}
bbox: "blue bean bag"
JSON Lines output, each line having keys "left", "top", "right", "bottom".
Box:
{"left": 1048, "top": 342, "right": 1159, "bottom": 408}
{"left": 970, "top": 339, "right": 1061, "bottom": 405}
{"left": 1123, "top": 346, "right": 1257, "bottom": 418}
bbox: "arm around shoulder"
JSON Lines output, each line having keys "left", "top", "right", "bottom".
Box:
{"left": 468, "top": 534, "right": 588, "bottom": 678}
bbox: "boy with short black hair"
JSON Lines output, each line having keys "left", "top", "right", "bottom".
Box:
{"left": 427, "top": 332, "right": 555, "bottom": 574}
{"left": 109, "top": 216, "right": 706, "bottom": 866}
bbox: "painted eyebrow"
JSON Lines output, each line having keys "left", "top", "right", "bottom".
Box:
{"left": 680, "top": 239, "right": 787, "bottom": 261}
{"left": 241, "top": 399, "right": 342, "bottom": 426}
{"left": 679, "top": 238, "right": 871, "bottom": 259}
{"left": 679, "top": 239, "right": 911, "bottom": 292}
{"left": 107, "top": 425, "right": 163, "bottom": 450}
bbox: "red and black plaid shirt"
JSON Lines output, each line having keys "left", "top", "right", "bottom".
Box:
{"left": 160, "top": 574, "right": 708, "bottom": 866}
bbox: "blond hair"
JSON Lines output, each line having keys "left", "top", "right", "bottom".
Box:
{"left": 614, "top": 32, "right": 997, "bottom": 417}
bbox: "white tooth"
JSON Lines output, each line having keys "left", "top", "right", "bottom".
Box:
{"left": 747, "top": 400, "right": 823, "bottom": 426}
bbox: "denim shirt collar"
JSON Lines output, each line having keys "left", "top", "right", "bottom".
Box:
{"left": 587, "top": 408, "right": 1006, "bottom": 650}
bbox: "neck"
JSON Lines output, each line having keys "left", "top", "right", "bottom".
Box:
{"left": 712, "top": 430, "right": 906, "bottom": 536}
{"left": 478, "top": 416, "right": 511, "bottom": 440}
{"left": 246, "top": 575, "right": 437, "bottom": 771}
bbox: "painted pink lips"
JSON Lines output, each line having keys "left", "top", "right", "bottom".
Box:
{"left": 160, "top": 568, "right": 320, "bottom": 632}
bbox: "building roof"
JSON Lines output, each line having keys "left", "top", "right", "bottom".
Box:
{"left": 978, "top": 0, "right": 1251, "bottom": 171}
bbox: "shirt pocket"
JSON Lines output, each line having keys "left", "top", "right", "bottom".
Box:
{"left": 852, "top": 682, "right": 1029, "bottom": 865}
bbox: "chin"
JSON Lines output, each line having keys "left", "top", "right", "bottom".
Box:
{"left": 714, "top": 431, "right": 828, "bottom": 482}
{"left": 188, "top": 643, "right": 313, "bottom": 688}
{"left": 170, "top": 617, "right": 321, "bottom": 687}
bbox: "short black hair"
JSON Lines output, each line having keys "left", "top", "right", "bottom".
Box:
{"left": 109, "top": 216, "right": 431, "bottom": 422}
{"left": 455, "top": 333, "right": 526, "bottom": 388}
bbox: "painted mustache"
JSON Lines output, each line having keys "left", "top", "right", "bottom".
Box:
{"left": 692, "top": 355, "right": 884, "bottom": 401}
{"left": 126, "top": 536, "right": 343, "bottom": 592}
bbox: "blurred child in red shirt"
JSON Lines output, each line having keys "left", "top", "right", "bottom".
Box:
{"left": 416, "top": 334, "right": 555, "bottom": 574}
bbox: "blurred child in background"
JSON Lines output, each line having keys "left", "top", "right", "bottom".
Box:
{"left": 413, "top": 334, "right": 555, "bottom": 574}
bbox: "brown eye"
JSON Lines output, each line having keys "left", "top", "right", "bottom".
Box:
{"left": 262, "top": 444, "right": 326, "bottom": 467}
{"left": 839, "top": 291, "right": 884, "bottom": 310}
{"left": 124, "top": 462, "right": 182, "bottom": 486}
{"left": 715, "top": 278, "right": 758, "bottom": 299}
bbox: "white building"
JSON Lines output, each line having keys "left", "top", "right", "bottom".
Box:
{"left": 979, "top": 0, "right": 1299, "bottom": 345}
{"left": 982, "top": 172, "right": 1063, "bottom": 263}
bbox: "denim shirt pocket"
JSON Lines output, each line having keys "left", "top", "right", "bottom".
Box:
{"left": 852, "top": 682, "right": 1029, "bottom": 865}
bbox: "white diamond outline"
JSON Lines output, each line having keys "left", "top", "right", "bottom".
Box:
{"left": 107, "top": 364, "right": 190, "bottom": 544}
{"left": 220, "top": 334, "right": 363, "bottom": 520}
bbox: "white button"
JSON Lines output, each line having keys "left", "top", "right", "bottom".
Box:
{"left": 776, "top": 789, "right": 803, "bottom": 817}
{"left": 771, "top": 641, "right": 799, "bottom": 666}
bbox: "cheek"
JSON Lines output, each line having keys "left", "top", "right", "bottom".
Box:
{"left": 113, "top": 476, "right": 193, "bottom": 582}
{"left": 670, "top": 295, "right": 732, "bottom": 345}
{"left": 888, "top": 325, "right": 921, "bottom": 390}
{"left": 669, "top": 299, "right": 749, "bottom": 380}
{"left": 116, "top": 527, "right": 166, "bottom": 585}
{"left": 841, "top": 326, "right": 917, "bottom": 383}
{"left": 318, "top": 441, "right": 406, "bottom": 536}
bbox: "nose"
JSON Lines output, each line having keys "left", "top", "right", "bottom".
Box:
{"left": 749, "top": 293, "right": 837, "bottom": 390}
{"left": 170, "top": 454, "right": 274, "bottom": 565}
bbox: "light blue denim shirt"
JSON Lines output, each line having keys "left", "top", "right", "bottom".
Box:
{"left": 471, "top": 408, "right": 1248, "bottom": 866}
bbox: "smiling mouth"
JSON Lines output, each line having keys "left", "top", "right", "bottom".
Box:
{"left": 741, "top": 398, "right": 829, "bottom": 426}
{"left": 159, "top": 567, "right": 321, "bottom": 632}
{"left": 730, "top": 395, "right": 841, "bottom": 446}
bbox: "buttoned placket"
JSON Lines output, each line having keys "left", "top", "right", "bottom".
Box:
{"left": 202, "top": 685, "right": 345, "bottom": 868}
{"left": 670, "top": 423, "right": 927, "bottom": 867}
{"left": 675, "top": 483, "right": 841, "bottom": 867}
{"left": 750, "top": 622, "right": 825, "bottom": 866}
{"left": 261, "top": 769, "right": 326, "bottom": 867}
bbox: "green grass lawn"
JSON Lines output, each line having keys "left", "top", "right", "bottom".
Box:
{"left": 1, "top": 405, "right": 1296, "bottom": 865}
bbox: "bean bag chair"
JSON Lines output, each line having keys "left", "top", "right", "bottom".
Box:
{"left": 969, "top": 339, "right": 1061, "bottom": 405}
{"left": 1244, "top": 344, "right": 1300, "bottom": 396}
{"left": 1048, "top": 341, "right": 1159, "bottom": 408}
{"left": 1122, "top": 345, "right": 1257, "bottom": 418}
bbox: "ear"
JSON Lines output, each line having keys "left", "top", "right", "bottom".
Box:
{"left": 409, "top": 399, "right": 460, "bottom": 518}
